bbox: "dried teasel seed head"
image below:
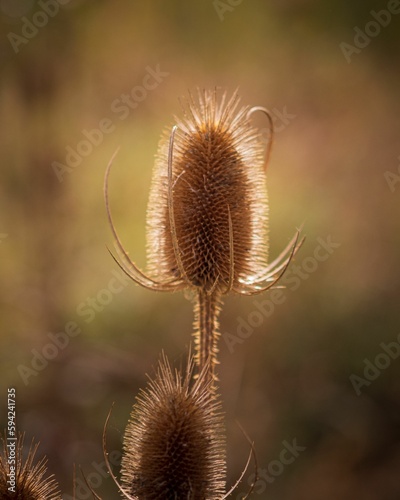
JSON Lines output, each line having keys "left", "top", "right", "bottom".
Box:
{"left": 0, "top": 433, "right": 61, "bottom": 500}
{"left": 146, "top": 89, "right": 269, "bottom": 294}
{"left": 120, "top": 353, "right": 226, "bottom": 499}
{"left": 104, "top": 89, "right": 302, "bottom": 378}
{"left": 105, "top": 88, "right": 301, "bottom": 298}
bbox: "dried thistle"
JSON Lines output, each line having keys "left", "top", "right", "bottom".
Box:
{"left": 105, "top": 89, "right": 303, "bottom": 379}
{"left": 0, "top": 433, "right": 61, "bottom": 500}
{"left": 118, "top": 353, "right": 226, "bottom": 499}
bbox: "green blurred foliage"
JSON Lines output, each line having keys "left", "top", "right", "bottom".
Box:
{"left": 0, "top": 0, "right": 399, "bottom": 498}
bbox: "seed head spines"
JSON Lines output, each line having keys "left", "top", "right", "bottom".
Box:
{"left": 120, "top": 354, "right": 226, "bottom": 499}
{"left": 147, "top": 90, "right": 270, "bottom": 294}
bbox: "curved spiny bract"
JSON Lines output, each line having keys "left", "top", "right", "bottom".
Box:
{"left": 0, "top": 433, "right": 61, "bottom": 500}
{"left": 104, "top": 149, "right": 186, "bottom": 293}
{"left": 120, "top": 354, "right": 226, "bottom": 500}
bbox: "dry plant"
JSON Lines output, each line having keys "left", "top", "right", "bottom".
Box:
{"left": 118, "top": 354, "right": 226, "bottom": 499}
{"left": 0, "top": 433, "right": 61, "bottom": 500}
{"left": 102, "top": 353, "right": 255, "bottom": 500}
{"left": 102, "top": 89, "right": 303, "bottom": 499}
{"left": 105, "top": 89, "right": 303, "bottom": 382}
{"left": 0, "top": 89, "right": 301, "bottom": 500}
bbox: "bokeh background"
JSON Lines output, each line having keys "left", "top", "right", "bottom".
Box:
{"left": 1, "top": 1, "right": 399, "bottom": 498}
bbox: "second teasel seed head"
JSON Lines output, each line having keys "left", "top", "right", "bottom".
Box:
{"left": 120, "top": 354, "right": 226, "bottom": 499}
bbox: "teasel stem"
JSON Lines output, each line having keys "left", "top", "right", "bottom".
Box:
{"left": 194, "top": 291, "right": 222, "bottom": 381}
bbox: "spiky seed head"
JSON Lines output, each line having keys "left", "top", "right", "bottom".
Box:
{"left": 0, "top": 433, "right": 61, "bottom": 500}
{"left": 146, "top": 89, "right": 269, "bottom": 293}
{"left": 120, "top": 354, "right": 226, "bottom": 499}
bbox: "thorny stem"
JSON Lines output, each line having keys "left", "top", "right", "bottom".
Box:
{"left": 194, "top": 291, "right": 222, "bottom": 382}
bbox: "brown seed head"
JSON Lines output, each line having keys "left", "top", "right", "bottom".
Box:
{"left": 146, "top": 89, "right": 269, "bottom": 294}
{"left": 120, "top": 354, "right": 226, "bottom": 499}
{"left": 0, "top": 433, "right": 61, "bottom": 500}
{"left": 105, "top": 89, "right": 302, "bottom": 379}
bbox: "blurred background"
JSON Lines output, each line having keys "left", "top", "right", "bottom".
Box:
{"left": 0, "top": 1, "right": 399, "bottom": 498}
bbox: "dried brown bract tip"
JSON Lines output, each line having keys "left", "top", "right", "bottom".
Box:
{"left": 0, "top": 433, "right": 61, "bottom": 500}
{"left": 119, "top": 353, "right": 226, "bottom": 499}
